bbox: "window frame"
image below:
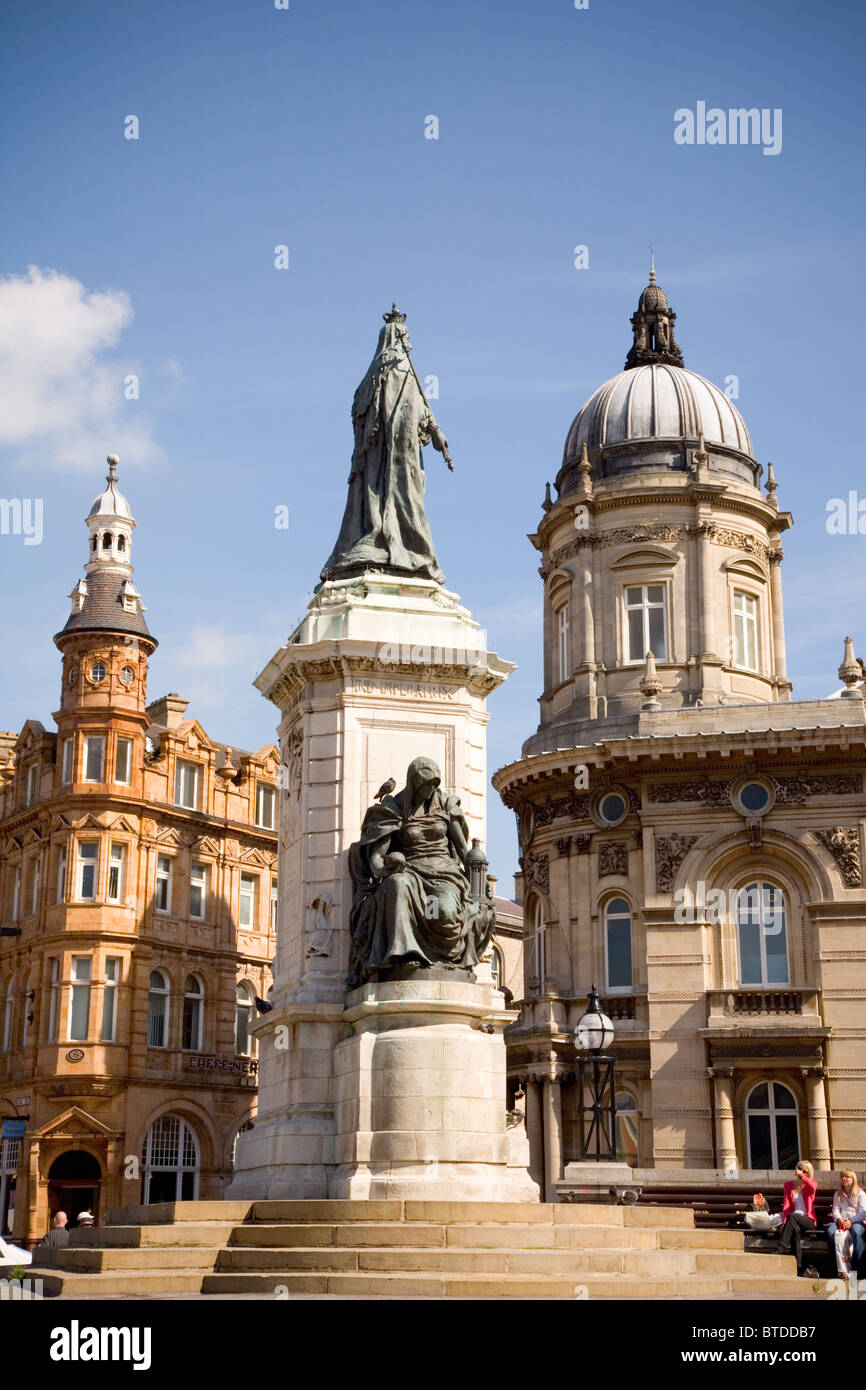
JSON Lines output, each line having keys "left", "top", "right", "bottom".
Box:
{"left": 101, "top": 957, "right": 120, "bottom": 1042}
{"left": 47, "top": 957, "right": 59, "bottom": 1042}
{"left": 182, "top": 974, "right": 204, "bottom": 1052}
{"left": 189, "top": 861, "right": 208, "bottom": 921}
{"left": 26, "top": 763, "right": 38, "bottom": 806}
{"left": 68, "top": 955, "right": 92, "bottom": 1042}
{"left": 76, "top": 841, "right": 99, "bottom": 902}
{"left": 239, "top": 873, "right": 257, "bottom": 930}
{"left": 732, "top": 588, "right": 760, "bottom": 672}
{"left": 61, "top": 737, "right": 74, "bottom": 785}
{"left": 736, "top": 881, "right": 790, "bottom": 987}
{"left": 154, "top": 855, "right": 173, "bottom": 915}
{"left": 114, "top": 737, "right": 133, "bottom": 785}
{"left": 107, "top": 842, "right": 126, "bottom": 904}
{"left": 623, "top": 582, "right": 669, "bottom": 665}
{"left": 604, "top": 896, "right": 634, "bottom": 994}
{"left": 83, "top": 734, "right": 106, "bottom": 783}
{"left": 255, "top": 781, "right": 276, "bottom": 830}
{"left": 174, "top": 760, "right": 200, "bottom": 811}
{"left": 147, "top": 969, "right": 169, "bottom": 1049}
{"left": 234, "top": 982, "right": 255, "bottom": 1057}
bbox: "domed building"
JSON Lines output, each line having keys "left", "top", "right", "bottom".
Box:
{"left": 494, "top": 272, "right": 866, "bottom": 1202}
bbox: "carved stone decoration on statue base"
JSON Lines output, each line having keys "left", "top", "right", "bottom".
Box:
{"left": 330, "top": 976, "right": 540, "bottom": 1201}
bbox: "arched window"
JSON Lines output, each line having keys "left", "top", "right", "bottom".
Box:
{"left": 140, "top": 1114, "right": 200, "bottom": 1203}
{"left": 235, "top": 982, "right": 255, "bottom": 1056}
{"left": 147, "top": 970, "right": 169, "bottom": 1048}
{"left": 21, "top": 972, "right": 35, "bottom": 1048}
{"left": 1, "top": 980, "right": 13, "bottom": 1052}
{"left": 614, "top": 1090, "right": 639, "bottom": 1166}
{"left": 182, "top": 975, "right": 204, "bottom": 1052}
{"left": 0, "top": 1134, "right": 20, "bottom": 1234}
{"left": 489, "top": 947, "right": 503, "bottom": 991}
{"left": 526, "top": 897, "right": 545, "bottom": 992}
{"left": 746, "top": 1081, "right": 799, "bottom": 1169}
{"left": 231, "top": 1120, "right": 254, "bottom": 1168}
{"left": 102, "top": 532, "right": 112, "bottom": 550}
{"left": 604, "top": 898, "right": 632, "bottom": 992}
{"left": 117, "top": 534, "right": 126, "bottom": 552}
{"left": 736, "top": 883, "right": 788, "bottom": 985}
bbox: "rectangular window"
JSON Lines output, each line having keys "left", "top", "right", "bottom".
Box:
{"left": 556, "top": 605, "right": 570, "bottom": 685}
{"left": 155, "top": 855, "right": 172, "bottom": 914}
{"left": 62, "top": 737, "right": 74, "bottom": 784}
{"left": 271, "top": 878, "right": 278, "bottom": 932}
{"left": 174, "top": 760, "right": 199, "bottom": 810}
{"left": 77, "top": 842, "right": 99, "bottom": 901}
{"left": 239, "top": 873, "right": 256, "bottom": 929}
{"left": 56, "top": 845, "right": 67, "bottom": 903}
{"left": 30, "top": 859, "right": 40, "bottom": 916}
{"left": 107, "top": 843, "right": 126, "bottom": 903}
{"left": 47, "top": 958, "right": 59, "bottom": 1042}
{"left": 12, "top": 868, "right": 20, "bottom": 921}
{"left": 733, "top": 590, "right": 759, "bottom": 671}
{"left": 625, "top": 584, "right": 667, "bottom": 663}
{"left": 115, "top": 737, "right": 132, "bottom": 785}
{"left": 83, "top": 736, "right": 105, "bottom": 782}
{"left": 101, "top": 958, "right": 120, "bottom": 1042}
{"left": 189, "top": 862, "right": 207, "bottom": 921}
{"left": 69, "top": 956, "right": 91, "bottom": 1041}
{"left": 256, "top": 782, "right": 276, "bottom": 830}
{"left": 26, "top": 763, "right": 38, "bottom": 805}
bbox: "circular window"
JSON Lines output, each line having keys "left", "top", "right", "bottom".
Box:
{"left": 733, "top": 778, "right": 774, "bottom": 816}
{"left": 89, "top": 662, "right": 107, "bottom": 683}
{"left": 68, "top": 667, "right": 78, "bottom": 687}
{"left": 120, "top": 665, "right": 135, "bottom": 686}
{"left": 598, "top": 792, "right": 627, "bottom": 827}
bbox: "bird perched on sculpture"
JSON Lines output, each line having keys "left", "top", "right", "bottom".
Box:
{"left": 374, "top": 777, "right": 396, "bottom": 801}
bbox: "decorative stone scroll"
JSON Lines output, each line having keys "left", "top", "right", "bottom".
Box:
{"left": 533, "top": 792, "right": 592, "bottom": 827}
{"left": 814, "top": 826, "right": 863, "bottom": 887}
{"left": 550, "top": 522, "right": 771, "bottom": 571}
{"left": 655, "top": 833, "right": 698, "bottom": 893}
{"left": 598, "top": 841, "right": 628, "bottom": 877}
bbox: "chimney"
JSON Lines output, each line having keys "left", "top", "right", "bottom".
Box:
{"left": 146, "top": 693, "right": 190, "bottom": 729}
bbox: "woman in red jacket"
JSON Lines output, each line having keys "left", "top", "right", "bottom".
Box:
{"left": 778, "top": 1159, "right": 818, "bottom": 1274}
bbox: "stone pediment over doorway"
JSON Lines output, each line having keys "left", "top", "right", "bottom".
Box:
{"left": 31, "top": 1105, "right": 121, "bottom": 1143}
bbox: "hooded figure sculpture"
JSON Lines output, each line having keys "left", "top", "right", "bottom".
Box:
{"left": 320, "top": 306, "right": 451, "bottom": 585}
{"left": 348, "top": 758, "right": 495, "bottom": 985}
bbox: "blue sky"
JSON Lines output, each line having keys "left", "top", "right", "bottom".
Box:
{"left": 0, "top": 0, "right": 864, "bottom": 885}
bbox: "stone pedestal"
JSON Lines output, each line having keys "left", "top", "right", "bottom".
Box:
{"left": 330, "top": 977, "right": 539, "bottom": 1201}
{"left": 229, "top": 572, "right": 523, "bottom": 1200}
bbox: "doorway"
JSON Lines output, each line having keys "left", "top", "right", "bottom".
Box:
{"left": 47, "top": 1149, "right": 102, "bottom": 1226}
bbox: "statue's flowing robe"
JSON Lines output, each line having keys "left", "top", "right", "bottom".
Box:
{"left": 321, "top": 322, "right": 445, "bottom": 583}
{"left": 348, "top": 787, "right": 489, "bottom": 981}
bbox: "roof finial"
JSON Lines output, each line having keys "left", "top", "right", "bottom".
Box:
{"left": 106, "top": 453, "right": 119, "bottom": 484}
{"left": 649, "top": 245, "right": 656, "bottom": 284}
{"left": 838, "top": 636, "right": 864, "bottom": 699}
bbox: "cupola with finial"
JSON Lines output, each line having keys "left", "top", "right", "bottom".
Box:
{"left": 624, "top": 254, "right": 684, "bottom": 370}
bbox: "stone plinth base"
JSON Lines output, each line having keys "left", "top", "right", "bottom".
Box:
{"left": 556, "top": 1161, "right": 642, "bottom": 1205}
{"left": 330, "top": 977, "right": 539, "bottom": 1202}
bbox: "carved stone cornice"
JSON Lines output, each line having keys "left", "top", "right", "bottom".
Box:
{"left": 549, "top": 522, "right": 770, "bottom": 571}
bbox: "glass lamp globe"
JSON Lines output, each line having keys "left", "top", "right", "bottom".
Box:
{"left": 575, "top": 984, "right": 615, "bottom": 1053}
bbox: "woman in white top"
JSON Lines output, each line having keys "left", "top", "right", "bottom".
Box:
{"left": 825, "top": 1170, "right": 866, "bottom": 1284}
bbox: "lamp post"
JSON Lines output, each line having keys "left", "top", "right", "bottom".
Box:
{"left": 574, "top": 984, "right": 617, "bottom": 1161}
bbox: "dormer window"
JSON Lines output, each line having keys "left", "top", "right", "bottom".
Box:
{"left": 123, "top": 594, "right": 137, "bottom": 613}
{"left": 26, "top": 763, "right": 38, "bottom": 805}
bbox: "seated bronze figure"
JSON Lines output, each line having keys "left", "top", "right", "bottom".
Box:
{"left": 348, "top": 757, "right": 494, "bottom": 985}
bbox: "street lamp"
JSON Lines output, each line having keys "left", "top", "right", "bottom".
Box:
{"left": 574, "top": 984, "right": 617, "bottom": 1161}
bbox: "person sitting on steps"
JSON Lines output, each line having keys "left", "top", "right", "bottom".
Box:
{"left": 778, "top": 1159, "right": 818, "bottom": 1275}
{"left": 826, "top": 1169, "right": 866, "bottom": 1291}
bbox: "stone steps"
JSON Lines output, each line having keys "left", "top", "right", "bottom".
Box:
{"left": 29, "top": 1198, "right": 812, "bottom": 1300}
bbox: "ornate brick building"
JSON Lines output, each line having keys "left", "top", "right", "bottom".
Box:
{"left": 494, "top": 272, "right": 866, "bottom": 1199}
{"left": 0, "top": 459, "right": 278, "bottom": 1245}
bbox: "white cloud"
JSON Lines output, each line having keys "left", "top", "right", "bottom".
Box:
{"left": 0, "top": 265, "right": 163, "bottom": 470}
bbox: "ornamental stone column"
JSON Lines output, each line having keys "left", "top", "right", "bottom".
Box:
{"left": 768, "top": 547, "right": 789, "bottom": 690}
{"left": 709, "top": 1066, "right": 738, "bottom": 1173}
{"left": 802, "top": 1066, "right": 832, "bottom": 1170}
{"left": 543, "top": 1077, "right": 563, "bottom": 1201}
{"left": 525, "top": 1079, "right": 545, "bottom": 1192}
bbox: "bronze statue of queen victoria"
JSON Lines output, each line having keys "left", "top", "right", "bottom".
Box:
{"left": 348, "top": 758, "right": 494, "bottom": 986}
